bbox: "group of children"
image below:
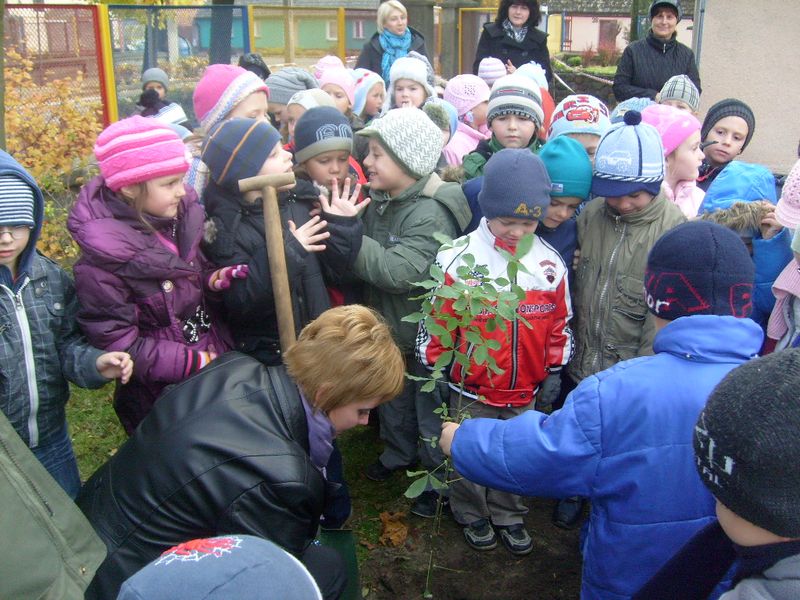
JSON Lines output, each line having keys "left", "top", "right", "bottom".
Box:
{"left": 2, "top": 42, "right": 800, "bottom": 598}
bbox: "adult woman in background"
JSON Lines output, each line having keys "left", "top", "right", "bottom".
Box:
{"left": 356, "top": 0, "right": 429, "bottom": 85}
{"left": 472, "top": 0, "right": 552, "bottom": 85}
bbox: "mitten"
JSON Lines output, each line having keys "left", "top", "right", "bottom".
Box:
{"left": 536, "top": 372, "right": 561, "bottom": 409}
{"left": 207, "top": 264, "right": 249, "bottom": 291}
{"left": 183, "top": 350, "right": 217, "bottom": 377}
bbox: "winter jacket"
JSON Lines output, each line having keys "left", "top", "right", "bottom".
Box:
{"left": 720, "top": 553, "right": 800, "bottom": 600}
{"left": 462, "top": 134, "right": 542, "bottom": 181}
{"left": 352, "top": 173, "right": 472, "bottom": 352}
{"left": 77, "top": 352, "right": 328, "bottom": 600}
{"left": 202, "top": 178, "right": 361, "bottom": 364}
{"left": 472, "top": 22, "right": 552, "bottom": 85}
{"left": 69, "top": 176, "right": 231, "bottom": 434}
{"left": 355, "top": 27, "right": 429, "bottom": 80}
{"left": 613, "top": 31, "right": 701, "bottom": 102}
{"left": 442, "top": 122, "right": 489, "bottom": 167}
{"left": 451, "top": 315, "right": 764, "bottom": 600}
{"left": 663, "top": 179, "right": 705, "bottom": 218}
{"left": 417, "top": 219, "right": 572, "bottom": 406}
{"left": 767, "top": 259, "right": 800, "bottom": 349}
{"left": 0, "top": 409, "right": 106, "bottom": 599}
{"left": 0, "top": 151, "right": 107, "bottom": 449}
{"left": 570, "top": 193, "right": 685, "bottom": 383}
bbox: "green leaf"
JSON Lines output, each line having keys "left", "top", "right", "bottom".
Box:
{"left": 494, "top": 277, "right": 510, "bottom": 287}
{"left": 507, "top": 261, "right": 518, "bottom": 282}
{"left": 433, "top": 350, "right": 454, "bottom": 370}
{"left": 464, "top": 330, "right": 483, "bottom": 346}
{"left": 473, "top": 345, "right": 488, "bottom": 365}
{"left": 485, "top": 339, "right": 502, "bottom": 351}
{"left": 406, "top": 469, "right": 428, "bottom": 477}
{"left": 404, "top": 474, "right": 430, "bottom": 498}
{"left": 429, "top": 474, "right": 448, "bottom": 491}
{"left": 401, "top": 311, "right": 425, "bottom": 323}
{"left": 420, "top": 379, "right": 437, "bottom": 393}
{"left": 430, "top": 263, "right": 445, "bottom": 283}
{"left": 485, "top": 319, "right": 497, "bottom": 332}
{"left": 515, "top": 232, "right": 534, "bottom": 258}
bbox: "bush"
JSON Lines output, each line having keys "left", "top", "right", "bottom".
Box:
{"left": 580, "top": 44, "right": 596, "bottom": 67}
{"left": 567, "top": 56, "right": 582, "bottom": 68}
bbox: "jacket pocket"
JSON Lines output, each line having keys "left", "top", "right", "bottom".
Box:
{"left": 613, "top": 274, "right": 647, "bottom": 321}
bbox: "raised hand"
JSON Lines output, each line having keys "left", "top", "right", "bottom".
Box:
{"left": 289, "top": 215, "right": 330, "bottom": 253}
{"left": 316, "top": 177, "right": 371, "bottom": 218}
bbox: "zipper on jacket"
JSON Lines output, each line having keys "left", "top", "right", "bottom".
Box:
{"left": 2, "top": 280, "right": 40, "bottom": 446}
{"left": 0, "top": 433, "right": 53, "bottom": 516}
{"left": 590, "top": 218, "right": 627, "bottom": 374}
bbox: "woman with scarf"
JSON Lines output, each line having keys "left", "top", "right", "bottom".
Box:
{"left": 356, "top": 0, "right": 430, "bottom": 85}
{"left": 471, "top": 0, "right": 552, "bottom": 86}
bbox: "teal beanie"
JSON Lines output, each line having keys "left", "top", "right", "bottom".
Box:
{"left": 540, "top": 136, "right": 593, "bottom": 200}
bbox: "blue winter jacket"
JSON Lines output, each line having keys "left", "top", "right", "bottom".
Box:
{"left": 451, "top": 315, "right": 763, "bottom": 600}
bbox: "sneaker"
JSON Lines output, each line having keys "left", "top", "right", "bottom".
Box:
{"left": 363, "top": 460, "right": 415, "bottom": 482}
{"left": 497, "top": 524, "right": 533, "bottom": 556}
{"left": 410, "top": 490, "right": 447, "bottom": 519}
{"left": 552, "top": 496, "right": 586, "bottom": 530}
{"left": 463, "top": 519, "right": 497, "bottom": 551}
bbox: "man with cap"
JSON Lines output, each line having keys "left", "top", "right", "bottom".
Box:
{"left": 613, "top": 0, "right": 701, "bottom": 103}
{"left": 440, "top": 221, "right": 764, "bottom": 599}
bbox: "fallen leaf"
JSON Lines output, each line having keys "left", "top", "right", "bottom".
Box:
{"left": 378, "top": 511, "right": 408, "bottom": 547}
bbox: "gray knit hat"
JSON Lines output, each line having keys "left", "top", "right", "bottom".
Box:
{"left": 266, "top": 67, "right": 318, "bottom": 105}
{"left": 694, "top": 349, "right": 800, "bottom": 538}
{"left": 141, "top": 67, "right": 169, "bottom": 92}
{"left": 357, "top": 108, "right": 442, "bottom": 179}
{"left": 659, "top": 75, "right": 700, "bottom": 113}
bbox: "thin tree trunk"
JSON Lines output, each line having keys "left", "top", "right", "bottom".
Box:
{"left": 629, "top": 0, "right": 642, "bottom": 42}
{"left": 1, "top": 0, "right": 6, "bottom": 150}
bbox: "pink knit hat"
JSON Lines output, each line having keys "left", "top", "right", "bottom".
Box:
{"left": 192, "top": 64, "right": 269, "bottom": 131}
{"left": 641, "top": 103, "right": 701, "bottom": 157}
{"left": 443, "top": 74, "right": 490, "bottom": 117}
{"left": 94, "top": 116, "right": 190, "bottom": 192}
{"left": 477, "top": 57, "right": 506, "bottom": 87}
{"left": 317, "top": 67, "right": 355, "bottom": 108}
{"left": 776, "top": 159, "right": 800, "bottom": 229}
{"left": 313, "top": 55, "right": 345, "bottom": 80}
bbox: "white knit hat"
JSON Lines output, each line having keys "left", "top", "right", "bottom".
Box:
{"left": 386, "top": 56, "right": 435, "bottom": 110}
{"left": 477, "top": 57, "right": 506, "bottom": 87}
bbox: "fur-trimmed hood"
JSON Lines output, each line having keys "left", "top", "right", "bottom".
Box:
{"left": 699, "top": 200, "right": 770, "bottom": 236}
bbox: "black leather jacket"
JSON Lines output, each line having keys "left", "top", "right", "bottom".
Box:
{"left": 77, "top": 352, "right": 326, "bottom": 600}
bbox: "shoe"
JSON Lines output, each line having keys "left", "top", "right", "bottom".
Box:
{"left": 363, "top": 460, "right": 415, "bottom": 482}
{"left": 410, "top": 490, "right": 447, "bottom": 518}
{"left": 552, "top": 496, "right": 586, "bottom": 530}
{"left": 497, "top": 524, "right": 533, "bottom": 556}
{"left": 463, "top": 519, "right": 497, "bottom": 551}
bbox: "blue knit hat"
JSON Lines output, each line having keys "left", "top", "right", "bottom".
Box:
{"left": 644, "top": 221, "right": 754, "bottom": 320}
{"left": 478, "top": 148, "right": 552, "bottom": 221}
{"left": 610, "top": 97, "right": 655, "bottom": 124}
{"left": 117, "top": 535, "right": 322, "bottom": 600}
{"left": 699, "top": 161, "right": 777, "bottom": 213}
{"left": 201, "top": 118, "right": 282, "bottom": 191}
{"left": 0, "top": 175, "right": 35, "bottom": 227}
{"left": 592, "top": 111, "right": 665, "bottom": 198}
{"left": 293, "top": 106, "right": 353, "bottom": 164}
{"left": 540, "top": 136, "right": 592, "bottom": 200}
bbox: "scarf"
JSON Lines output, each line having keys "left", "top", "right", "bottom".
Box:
{"left": 300, "top": 391, "right": 336, "bottom": 476}
{"left": 502, "top": 18, "right": 528, "bottom": 44}
{"left": 379, "top": 28, "right": 412, "bottom": 83}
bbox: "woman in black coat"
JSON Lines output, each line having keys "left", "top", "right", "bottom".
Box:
{"left": 472, "top": 0, "right": 552, "bottom": 85}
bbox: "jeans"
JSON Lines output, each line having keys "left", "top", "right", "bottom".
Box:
{"left": 32, "top": 424, "right": 81, "bottom": 499}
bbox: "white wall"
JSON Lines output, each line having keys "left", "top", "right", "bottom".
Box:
{"left": 695, "top": 0, "right": 800, "bottom": 174}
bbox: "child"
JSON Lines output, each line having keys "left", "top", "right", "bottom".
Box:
{"left": 460, "top": 74, "right": 542, "bottom": 178}
{"left": 569, "top": 110, "right": 685, "bottom": 386}
{"left": 69, "top": 117, "right": 234, "bottom": 435}
{"left": 423, "top": 99, "right": 459, "bottom": 170}
{"left": 642, "top": 103, "right": 706, "bottom": 218}
{"left": 187, "top": 64, "right": 270, "bottom": 196}
{"left": 697, "top": 98, "right": 756, "bottom": 191}
{"left": 137, "top": 67, "right": 191, "bottom": 132}
{"left": 284, "top": 88, "right": 336, "bottom": 144}
{"left": 657, "top": 74, "right": 700, "bottom": 114}
{"left": 384, "top": 55, "right": 435, "bottom": 111}
{"left": 442, "top": 74, "right": 491, "bottom": 166}
{"left": 766, "top": 227, "right": 800, "bottom": 351}
{"left": 0, "top": 150, "right": 132, "bottom": 498}
{"left": 312, "top": 54, "right": 344, "bottom": 80}
{"left": 610, "top": 96, "right": 654, "bottom": 123}
{"left": 264, "top": 67, "right": 319, "bottom": 128}
{"left": 352, "top": 68, "right": 385, "bottom": 124}
{"left": 417, "top": 149, "right": 572, "bottom": 556}
{"left": 343, "top": 108, "right": 471, "bottom": 485}
{"left": 775, "top": 158, "right": 800, "bottom": 231}
{"left": 547, "top": 94, "right": 611, "bottom": 165}
{"left": 317, "top": 67, "right": 370, "bottom": 163}
{"left": 513, "top": 61, "right": 555, "bottom": 142}
{"left": 476, "top": 56, "right": 506, "bottom": 87}
{"left": 440, "top": 220, "right": 764, "bottom": 599}
{"left": 238, "top": 52, "right": 271, "bottom": 81}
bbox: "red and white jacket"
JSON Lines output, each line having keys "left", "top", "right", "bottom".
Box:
{"left": 416, "top": 219, "right": 573, "bottom": 407}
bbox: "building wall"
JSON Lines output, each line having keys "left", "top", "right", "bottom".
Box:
{"left": 695, "top": 0, "right": 800, "bottom": 174}
{"left": 550, "top": 14, "right": 693, "bottom": 53}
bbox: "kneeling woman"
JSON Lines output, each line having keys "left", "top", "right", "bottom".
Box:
{"left": 77, "top": 305, "right": 405, "bottom": 600}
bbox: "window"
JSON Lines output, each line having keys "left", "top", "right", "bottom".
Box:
{"left": 326, "top": 20, "right": 337, "bottom": 41}
{"left": 352, "top": 19, "right": 364, "bottom": 40}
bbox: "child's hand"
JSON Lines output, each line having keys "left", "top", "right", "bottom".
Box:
{"left": 317, "top": 177, "right": 371, "bottom": 218}
{"left": 96, "top": 352, "right": 133, "bottom": 384}
{"left": 208, "top": 264, "right": 249, "bottom": 291}
{"left": 506, "top": 60, "right": 517, "bottom": 74}
{"left": 289, "top": 215, "right": 330, "bottom": 253}
{"left": 759, "top": 203, "right": 783, "bottom": 240}
{"left": 439, "top": 421, "right": 460, "bottom": 457}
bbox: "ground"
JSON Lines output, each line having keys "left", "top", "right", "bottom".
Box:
{"left": 68, "top": 386, "right": 584, "bottom": 600}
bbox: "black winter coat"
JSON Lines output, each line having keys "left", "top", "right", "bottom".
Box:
{"left": 77, "top": 352, "right": 327, "bottom": 600}
{"left": 202, "top": 179, "right": 361, "bottom": 365}
{"left": 355, "top": 27, "right": 429, "bottom": 78}
{"left": 472, "top": 22, "right": 552, "bottom": 85}
{"left": 613, "top": 31, "right": 701, "bottom": 102}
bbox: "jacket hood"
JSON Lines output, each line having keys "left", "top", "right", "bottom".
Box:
{"left": 700, "top": 161, "right": 777, "bottom": 214}
{"left": 654, "top": 315, "right": 763, "bottom": 362}
{"left": 699, "top": 201, "right": 767, "bottom": 235}
{"left": 0, "top": 150, "right": 45, "bottom": 288}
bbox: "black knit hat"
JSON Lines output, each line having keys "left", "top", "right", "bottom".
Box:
{"left": 293, "top": 107, "right": 353, "bottom": 165}
{"left": 238, "top": 53, "right": 271, "bottom": 81}
{"left": 694, "top": 349, "right": 800, "bottom": 538}
{"left": 701, "top": 98, "right": 756, "bottom": 152}
{"left": 644, "top": 221, "right": 754, "bottom": 320}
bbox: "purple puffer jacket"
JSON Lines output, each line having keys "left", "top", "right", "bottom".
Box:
{"left": 68, "top": 176, "right": 232, "bottom": 434}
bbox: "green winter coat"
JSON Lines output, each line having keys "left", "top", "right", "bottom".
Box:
{"left": 462, "top": 135, "right": 542, "bottom": 180}
{"left": 569, "top": 192, "right": 685, "bottom": 383}
{"left": 0, "top": 410, "right": 106, "bottom": 599}
{"left": 354, "top": 173, "right": 472, "bottom": 351}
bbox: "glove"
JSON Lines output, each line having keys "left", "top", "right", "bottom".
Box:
{"left": 184, "top": 350, "right": 217, "bottom": 377}
{"left": 207, "top": 264, "right": 249, "bottom": 291}
{"left": 537, "top": 372, "right": 561, "bottom": 409}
